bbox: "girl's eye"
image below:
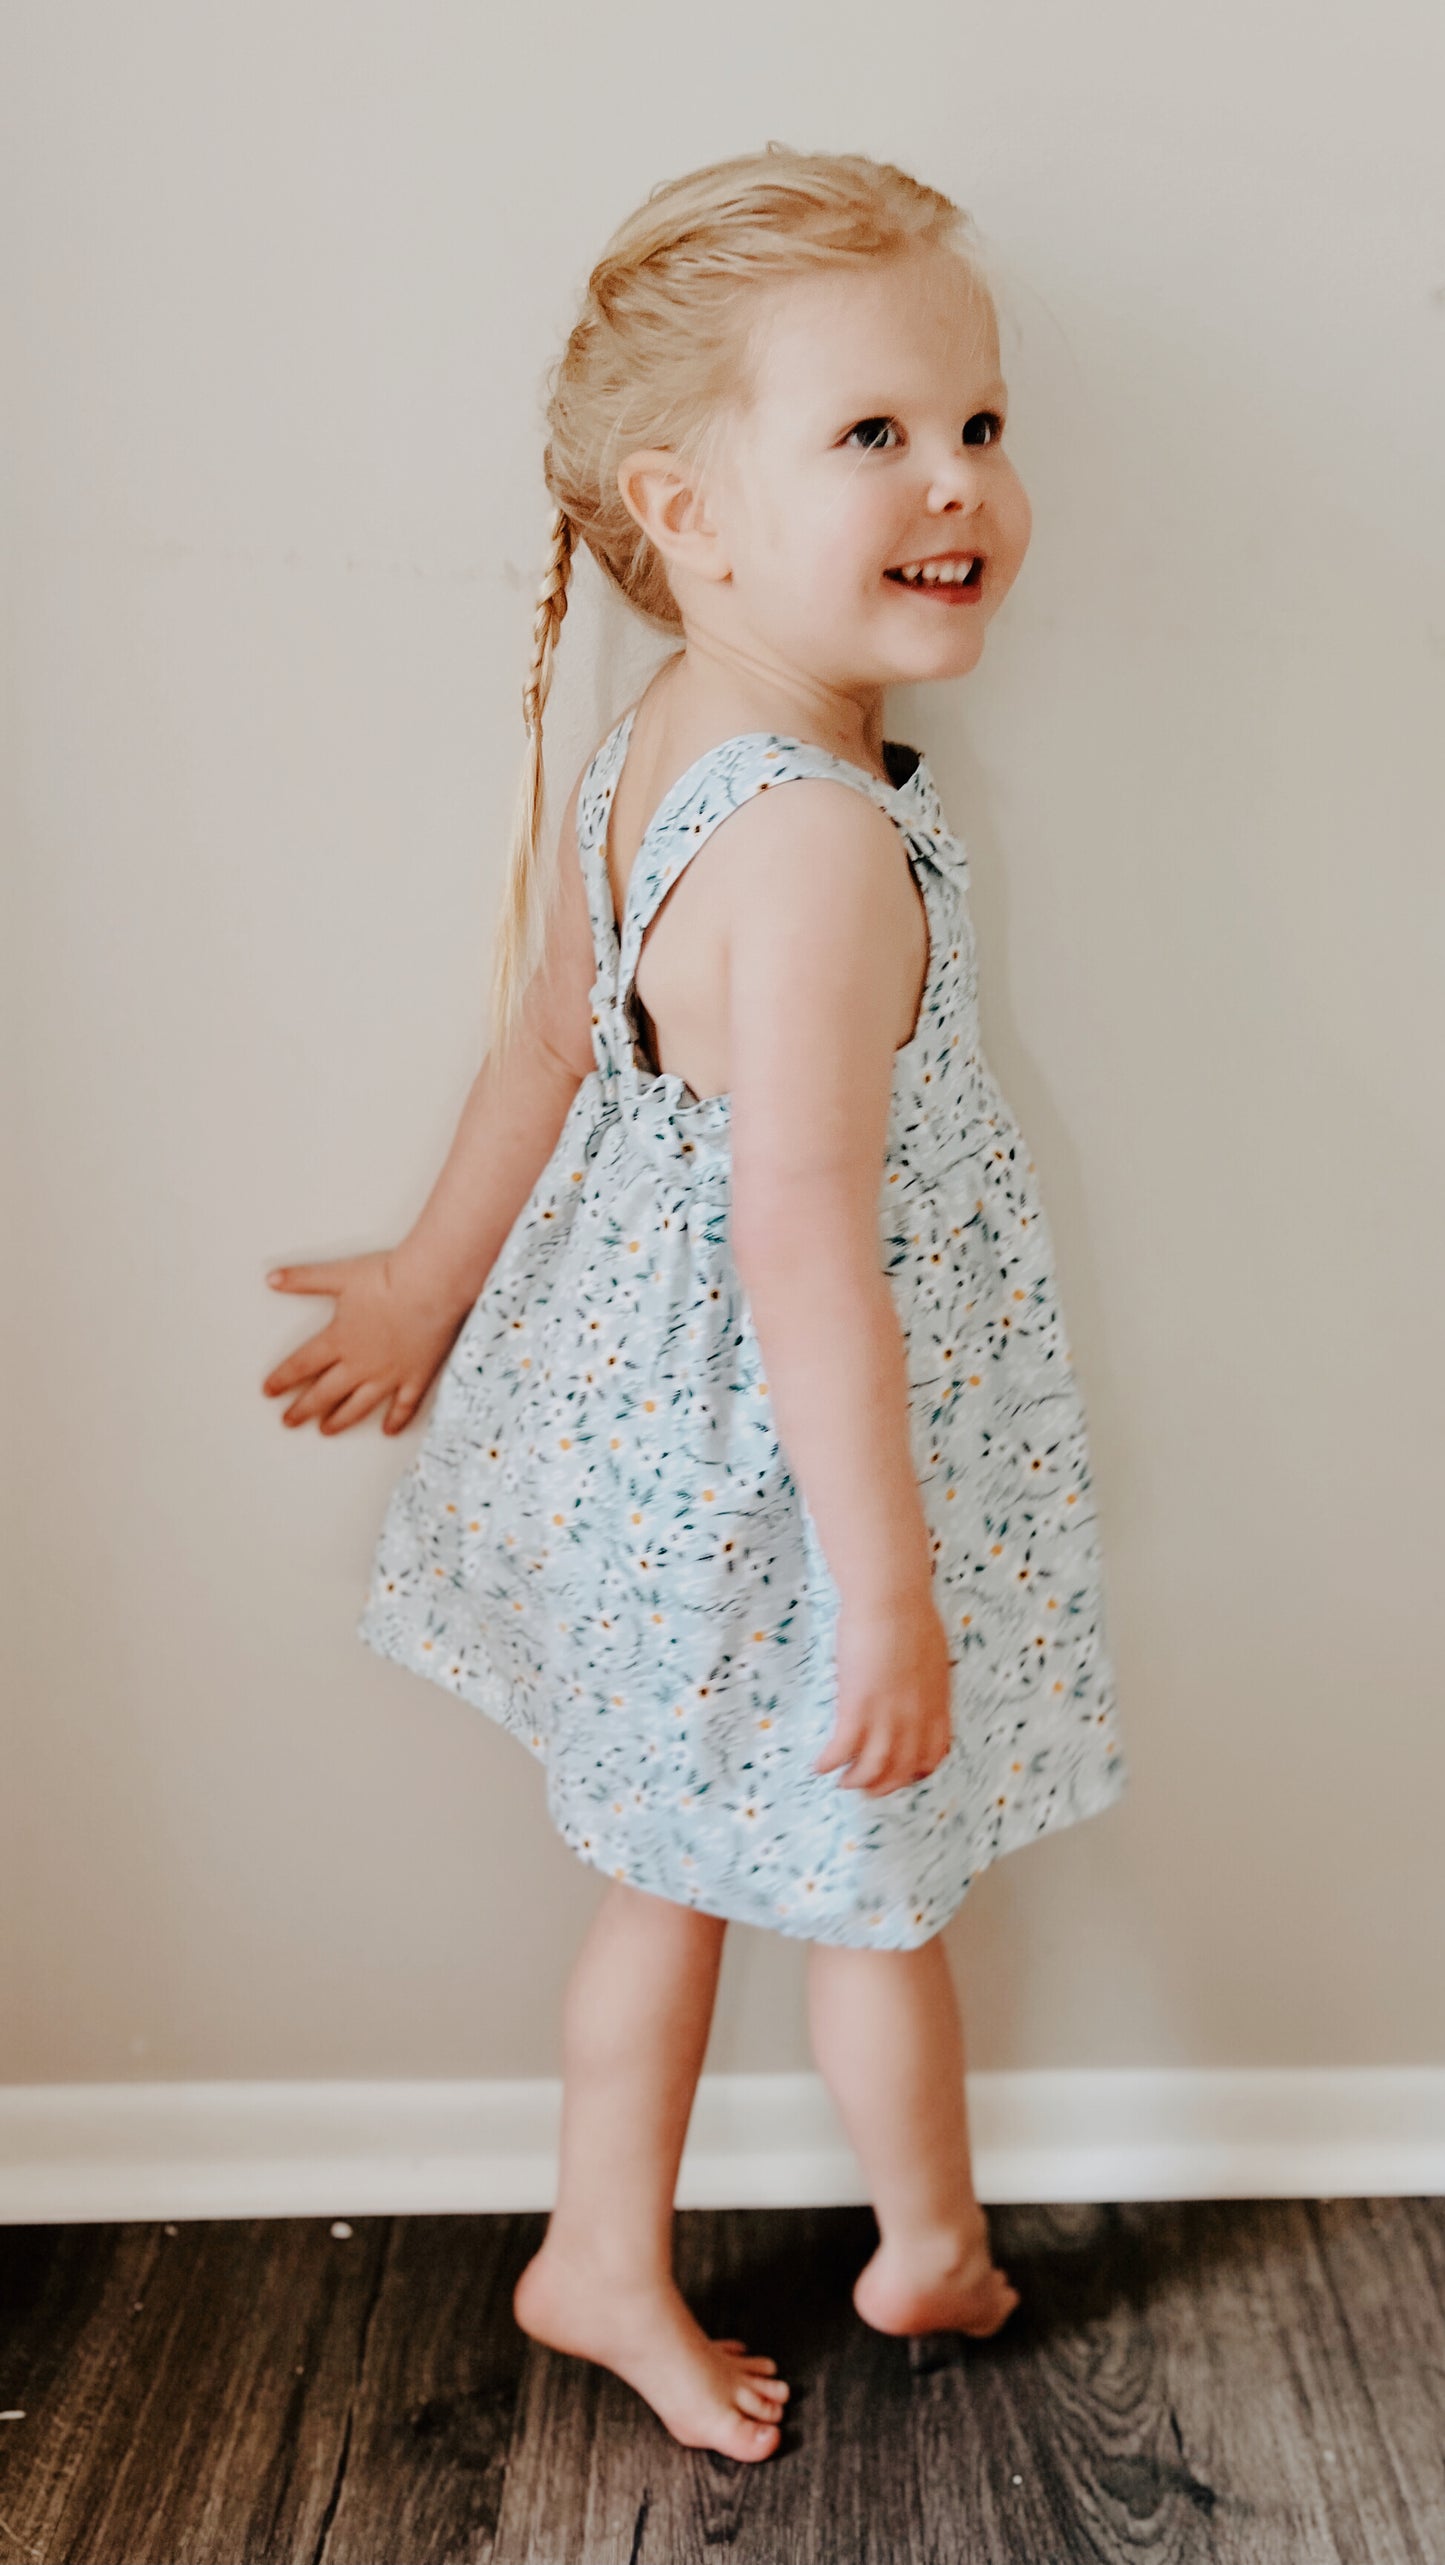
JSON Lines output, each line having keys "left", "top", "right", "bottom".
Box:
{"left": 963, "top": 410, "right": 1006, "bottom": 446}
{"left": 842, "top": 416, "right": 900, "bottom": 452}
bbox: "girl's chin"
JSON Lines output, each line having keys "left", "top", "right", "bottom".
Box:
{"left": 885, "top": 626, "right": 988, "bottom": 674}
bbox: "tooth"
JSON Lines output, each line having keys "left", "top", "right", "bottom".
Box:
{"left": 894, "top": 555, "right": 981, "bottom": 583}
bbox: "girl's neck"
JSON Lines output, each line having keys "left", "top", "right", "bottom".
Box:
{"left": 650, "top": 636, "right": 892, "bottom": 781}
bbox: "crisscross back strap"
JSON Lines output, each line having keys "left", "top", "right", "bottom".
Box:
{"left": 573, "top": 709, "right": 948, "bottom": 1088}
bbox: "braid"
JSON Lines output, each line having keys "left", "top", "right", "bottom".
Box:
{"left": 523, "top": 502, "right": 575, "bottom": 740}
{"left": 488, "top": 505, "right": 575, "bottom": 1051}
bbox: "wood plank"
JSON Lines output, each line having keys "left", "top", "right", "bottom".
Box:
{"left": 1126, "top": 2197, "right": 1330, "bottom": 2564}
{"left": 1122, "top": 2198, "right": 1336, "bottom": 2564}
{"left": 313, "top": 2211, "right": 536, "bottom": 2565}
{"left": 696, "top": 2207, "right": 931, "bottom": 2565}
{"left": 490, "top": 2301, "right": 613, "bottom": 2563}
{"left": 1123, "top": 2196, "right": 1427, "bottom": 2565}
{"left": 1304, "top": 2199, "right": 1445, "bottom": 2555}
{"left": 1262, "top": 2198, "right": 1436, "bottom": 2565}
{"left": 3, "top": 2218, "right": 388, "bottom": 2565}
{"left": 0, "top": 2223, "right": 166, "bottom": 2565}
{"left": 901, "top": 2201, "right": 1224, "bottom": 2563}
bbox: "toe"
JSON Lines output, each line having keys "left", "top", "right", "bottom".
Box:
{"left": 709, "top": 2401, "right": 780, "bottom": 2459}
{"left": 739, "top": 2370, "right": 785, "bottom": 2411}
{"left": 738, "top": 2372, "right": 789, "bottom": 2405}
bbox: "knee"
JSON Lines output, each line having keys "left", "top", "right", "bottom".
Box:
{"left": 611, "top": 1879, "right": 728, "bottom": 1941}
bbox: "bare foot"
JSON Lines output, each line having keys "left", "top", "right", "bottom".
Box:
{"left": 851, "top": 2220, "right": 1021, "bottom": 2340}
{"left": 513, "top": 2240, "right": 790, "bottom": 2462}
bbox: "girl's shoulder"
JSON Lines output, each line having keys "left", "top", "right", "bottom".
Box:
{"left": 577, "top": 701, "right": 943, "bottom": 873}
{"left": 596, "top": 715, "right": 922, "bottom": 957}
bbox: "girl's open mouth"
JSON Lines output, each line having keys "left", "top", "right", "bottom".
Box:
{"left": 884, "top": 555, "right": 984, "bottom": 602}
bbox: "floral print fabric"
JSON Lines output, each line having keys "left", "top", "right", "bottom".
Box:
{"left": 356, "top": 711, "right": 1129, "bottom": 1948}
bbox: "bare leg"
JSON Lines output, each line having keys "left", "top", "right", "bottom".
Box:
{"left": 512, "top": 1880, "right": 790, "bottom": 2459}
{"left": 806, "top": 1932, "right": 1020, "bottom": 2337}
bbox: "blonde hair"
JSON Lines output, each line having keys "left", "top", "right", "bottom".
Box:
{"left": 488, "top": 144, "right": 990, "bottom": 1052}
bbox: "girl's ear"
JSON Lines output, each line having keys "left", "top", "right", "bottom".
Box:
{"left": 616, "top": 448, "right": 731, "bottom": 586}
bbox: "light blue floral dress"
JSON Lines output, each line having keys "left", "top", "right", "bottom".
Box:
{"left": 357, "top": 710, "right": 1129, "bottom": 1949}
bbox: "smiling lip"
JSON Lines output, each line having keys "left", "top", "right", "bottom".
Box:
{"left": 884, "top": 551, "right": 985, "bottom": 600}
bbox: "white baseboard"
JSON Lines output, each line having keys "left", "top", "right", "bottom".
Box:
{"left": 2, "top": 2068, "right": 1442, "bottom": 2225}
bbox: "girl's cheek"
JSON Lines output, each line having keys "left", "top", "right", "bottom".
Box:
{"left": 1003, "top": 472, "right": 1033, "bottom": 570}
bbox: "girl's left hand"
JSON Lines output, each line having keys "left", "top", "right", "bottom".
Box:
{"left": 261, "top": 1246, "right": 467, "bottom": 1437}
{"left": 814, "top": 1590, "right": 953, "bottom": 1796}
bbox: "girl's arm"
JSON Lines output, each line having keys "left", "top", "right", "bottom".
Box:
{"left": 262, "top": 777, "right": 598, "bottom": 1436}
{"left": 724, "top": 780, "right": 952, "bottom": 1794}
{"left": 725, "top": 780, "right": 934, "bottom": 1605}
{"left": 394, "top": 775, "right": 598, "bottom": 1316}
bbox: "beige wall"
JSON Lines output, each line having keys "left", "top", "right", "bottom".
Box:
{"left": 5, "top": 3, "right": 1441, "bottom": 2088}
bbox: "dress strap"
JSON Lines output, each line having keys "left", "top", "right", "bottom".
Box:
{"left": 574, "top": 710, "right": 638, "bottom": 990}
{"left": 573, "top": 708, "right": 950, "bottom": 1090}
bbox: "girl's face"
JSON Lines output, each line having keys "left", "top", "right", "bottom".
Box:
{"left": 709, "top": 248, "right": 1032, "bottom": 691}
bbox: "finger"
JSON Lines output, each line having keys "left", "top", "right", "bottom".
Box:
{"left": 887, "top": 1741, "right": 935, "bottom": 1787}
{"left": 854, "top": 1749, "right": 925, "bottom": 1794}
{"left": 319, "top": 1380, "right": 389, "bottom": 1436}
{"left": 845, "top": 1762, "right": 895, "bottom": 1793}
{"left": 868, "top": 1738, "right": 931, "bottom": 1791}
{"left": 890, "top": 1760, "right": 939, "bottom": 1793}
{"left": 813, "top": 1726, "right": 863, "bottom": 1776}
{"left": 383, "top": 1386, "right": 422, "bottom": 1434}
{"left": 281, "top": 1360, "right": 352, "bottom": 1427}
{"left": 265, "top": 1264, "right": 346, "bottom": 1295}
{"left": 263, "top": 1342, "right": 336, "bottom": 1397}
{"left": 836, "top": 1733, "right": 895, "bottom": 1787}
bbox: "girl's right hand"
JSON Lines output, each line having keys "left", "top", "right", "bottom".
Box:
{"left": 813, "top": 1591, "right": 954, "bottom": 1796}
{"left": 261, "top": 1247, "right": 469, "bottom": 1437}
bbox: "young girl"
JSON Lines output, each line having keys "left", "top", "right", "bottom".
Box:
{"left": 262, "top": 145, "right": 1129, "bottom": 2465}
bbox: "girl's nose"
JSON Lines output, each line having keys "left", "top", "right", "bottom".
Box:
{"left": 923, "top": 446, "right": 989, "bottom": 514}
{"left": 925, "top": 467, "right": 986, "bottom": 515}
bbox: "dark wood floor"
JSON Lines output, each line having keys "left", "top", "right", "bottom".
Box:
{"left": 0, "top": 2197, "right": 1441, "bottom": 2562}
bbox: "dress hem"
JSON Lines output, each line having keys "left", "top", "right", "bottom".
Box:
{"left": 355, "top": 1598, "right": 1129, "bottom": 1953}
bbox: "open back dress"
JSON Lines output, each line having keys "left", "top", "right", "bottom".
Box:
{"left": 356, "top": 709, "right": 1130, "bottom": 1949}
